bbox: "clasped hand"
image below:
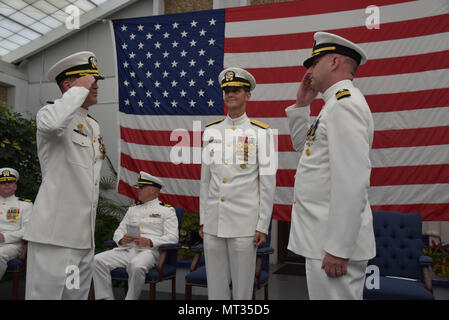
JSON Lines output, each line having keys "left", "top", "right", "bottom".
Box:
{"left": 119, "top": 234, "right": 151, "bottom": 247}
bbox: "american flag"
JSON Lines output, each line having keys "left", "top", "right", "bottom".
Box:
{"left": 112, "top": 0, "right": 449, "bottom": 221}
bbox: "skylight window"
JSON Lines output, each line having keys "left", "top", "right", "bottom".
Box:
{"left": 0, "top": 0, "right": 104, "bottom": 58}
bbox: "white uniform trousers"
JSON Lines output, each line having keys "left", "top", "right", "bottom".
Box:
{"left": 25, "top": 241, "right": 94, "bottom": 300}
{"left": 93, "top": 247, "right": 157, "bottom": 300}
{"left": 0, "top": 244, "right": 22, "bottom": 279}
{"left": 203, "top": 233, "right": 257, "bottom": 300}
{"left": 305, "top": 258, "right": 368, "bottom": 300}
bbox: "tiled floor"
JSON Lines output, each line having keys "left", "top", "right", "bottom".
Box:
{"left": 1, "top": 263, "right": 448, "bottom": 300}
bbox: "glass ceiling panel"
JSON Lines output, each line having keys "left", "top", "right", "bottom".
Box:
{"left": 47, "top": 0, "right": 71, "bottom": 9}
{"left": 21, "top": 5, "right": 47, "bottom": 20}
{"left": 73, "top": 0, "right": 95, "bottom": 12}
{"left": 9, "top": 34, "right": 31, "bottom": 46}
{"left": 3, "top": 0, "right": 28, "bottom": 11}
{"left": 0, "top": 0, "right": 103, "bottom": 59}
{"left": 52, "top": 9, "right": 70, "bottom": 23}
{"left": 9, "top": 11, "right": 37, "bottom": 26}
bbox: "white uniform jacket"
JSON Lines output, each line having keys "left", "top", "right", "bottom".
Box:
{"left": 287, "top": 80, "right": 376, "bottom": 261}
{"left": 200, "top": 113, "right": 277, "bottom": 237}
{"left": 24, "top": 86, "right": 103, "bottom": 249}
{"left": 0, "top": 195, "right": 32, "bottom": 246}
{"left": 113, "top": 198, "right": 179, "bottom": 251}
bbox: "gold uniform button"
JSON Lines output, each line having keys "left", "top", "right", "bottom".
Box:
{"left": 93, "top": 138, "right": 97, "bottom": 142}
{"left": 293, "top": 199, "right": 296, "bottom": 204}
{"left": 240, "top": 164, "right": 246, "bottom": 169}
{"left": 1, "top": 202, "right": 5, "bottom": 205}
{"left": 140, "top": 226, "right": 143, "bottom": 230}
{"left": 227, "top": 143, "right": 231, "bottom": 147}
{"left": 0, "top": 212, "right": 2, "bottom": 215}
{"left": 94, "top": 160, "right": 97, "bottom": 164}
{"left": 93, "top": 203, "right": 96, "bottom": 208}
{"left": 220, "top": 197, "right": 224, "bottom": 202}
{"left": 142, "top": 216, "right": 145, "bottom": 219}
{"left": 94, "top": 180, "right": 98, "bottom": 186}
{"left": 222, "top": 179, "right": 227, "bottom": 184}
{"left": 232, "top": 126, "right": 236, "bottom": 130}
{"left": 224, "top": 160, "right": 228, "bottom": 165}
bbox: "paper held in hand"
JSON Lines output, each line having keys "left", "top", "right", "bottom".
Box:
{"left": 126, "top": 224, "right": 141, "bottom": 237}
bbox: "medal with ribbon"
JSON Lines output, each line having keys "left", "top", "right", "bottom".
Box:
{"left": 98, "top": 135, "right": 106, "bottom": 159}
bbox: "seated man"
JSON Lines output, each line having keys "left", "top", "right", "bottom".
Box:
{"left": 0, "top": 168, "right": 32, "bottom": 279}
{"left": 93, "top": 171, "right": 179, "bottom": 300}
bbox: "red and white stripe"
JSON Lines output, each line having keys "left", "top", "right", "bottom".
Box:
{"left": 118, "top": 0, "right": 449, "bottom": 221}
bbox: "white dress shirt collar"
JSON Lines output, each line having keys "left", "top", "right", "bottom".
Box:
{"left": 225, "top": 112, "right": 248, "bottom": 126}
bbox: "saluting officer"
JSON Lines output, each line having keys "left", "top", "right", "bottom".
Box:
{"left": 0, "top": 168, "right": 32, "bottom": 279}
{"left": 93, "top": 171, "right": 178, "bottom": 300}
{"left": 199, "top": 67, "right": 277, "bottom": 300}
{"left": 286, "top": 32, "right": 376, "bottom": 300}
{"left": 24, "top": 51, "right": 105, "bottom": 300}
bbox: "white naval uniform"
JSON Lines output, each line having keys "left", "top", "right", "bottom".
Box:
{"left": 0, "top": 195, "right": 32, "bottom": 278}
{"left": 200, "top": 113, "right": 277, "bottom": 300}
{"left": 93, "top": 198, "right": 178, "bottom": 300}
{"left": 24, "top": 86, "right": 103, "bottom": 299}
{"left": 287, "top": 79, "right": 376, "bottom": 299}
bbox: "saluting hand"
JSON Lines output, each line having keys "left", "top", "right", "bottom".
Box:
{"left": 72, "top": 75, "right": 96, "bottom": 90}
{"left": 296, "top": 72, "right": 318, "bottom": 108}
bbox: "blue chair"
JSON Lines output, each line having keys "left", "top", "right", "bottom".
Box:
{"left": 4, "top": 243, "right": 27, "bottom": 300}
{"left": 6, "top": 259, "right": 23, "bottom": 300}
{"left": 363, "top": 211, "right": 434, "bottom": 300}
{"left": 185, "top": 221, "right": 274, "bottom": 300}
{"left": 102, "top": 206, "right": 184, "bottom": 299}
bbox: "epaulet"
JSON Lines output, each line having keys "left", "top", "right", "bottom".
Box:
{"left": 160, "top": 202, "right": 173, "bottom": 207}
{"left": 250, "top": 119, "right": 270, "bottom": 129}
{"left": 87, "top": 114, "right": 98, "bottom": 122}
{"left": 205, "top": 118, "right": 225, "bottom": 127}
{"left": 19, "top": 197, "right": 32, "bottom": 203}
{"left": 336, "top": 89, "right": 351, "bottom": 100}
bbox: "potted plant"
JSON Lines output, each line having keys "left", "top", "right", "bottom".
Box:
{"left": 423, "top": 234, "right": 449, "bottom": 287}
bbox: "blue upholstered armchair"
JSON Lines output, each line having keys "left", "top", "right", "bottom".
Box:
{"left": 184, "top": 220, "right": 274, "bottom": 300}
{"left": 99, "top": 206, "right": 184, "bottom": 300}
{"left": 4, "top": 243, "right": 27, "bottom": 300}
{"left": 363, "top": 211, "right": 434, "bottom": 300}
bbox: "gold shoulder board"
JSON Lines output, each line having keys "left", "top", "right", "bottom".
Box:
{"left": 336, "top": 89, "right": 351, "bottom": 100}
{"left": 160, "top": 202, "right": 173, "bottom": 207}
{"left": 205, "top": 118, "right": 225, "bottom": 127}
{"left": 88, "top": 114, "right": 98, "bottom": 122}
{"left": 250, "top": 119, "right": 270, "bottom": 129}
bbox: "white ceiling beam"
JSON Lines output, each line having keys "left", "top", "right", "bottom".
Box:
{"left": 1, "top": 0, "right": 140, "bottom": 64}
